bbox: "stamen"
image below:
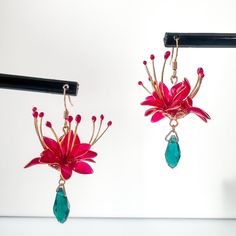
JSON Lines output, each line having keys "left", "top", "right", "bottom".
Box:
{"left": 150, "top": 54, "right": 158, "bottom": 84}
{"left": 71, "top": 114, "right": 81, "bottom": 149}
{"left": 91, "top": 121, "right": 112, "bottom": 146}
{"left": 161, "top": 51, "right": 171, "bottom": 83}
{"left": 89, "top": 116, "right": 96, "bottom": 144}
{"left": 32, "top": 107, "right": 37, "bottom": 112}
{"left": 33, "top": 112, "right": 47, "bottom": 149}
{"left": 138, "top": 81, "right": 151, "bottom": 94}
{"left": 46, "top": 121, "right": 59, "bottom": 142}
{"left": 91, "top": 114, "right": 104, "bottom": 145}
{"left": 189, "top": 68, "right": 205, "bottom": 98}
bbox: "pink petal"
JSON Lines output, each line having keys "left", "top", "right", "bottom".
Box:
{"left": 61, "top": 165, "right": 73, "bottom": 180}
{"left": 170, "top": 81, "right": 183, "bottom": 96}
{"left": 72, "top": 143, "right": 91, "bottom": 158}
{"left": 84, "top": 159, "right": 96, "bottom": 163}
{"left": 43, "top": 137, "right": 61, "bottom": 156}
{"left": 79, "top": 151, "right": 97, "bottom": 160}
{"left": 40, "top": 149, "right": 59, "bottom": 164}
{"left": 151, "top": 112, "right": 165, "bottom": 122}
{"left": 159, "top": 82, "right": 171, "bottom": 103}
{"left": 74, "top": 161, "right": 94, "bottom": 174}
{"left": 188, "top": 107, "right": 211, "bottom": 122}
{"left": 144, "top": 108, "right": 157, "bottom": 116}
{"left": 24, "top": 157, "right": 41, "bottom": 168}
{"left": 61, "top": 131, "right": 76, "bottom": 156}
{"left": 172, "top": 78, "right": 191, "bottom": 103}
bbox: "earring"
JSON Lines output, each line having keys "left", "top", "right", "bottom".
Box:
{"left": 24, "top": 84, "right": 112, "bottom": 223}
{"left": 138, "top": 37, "right": 210, "bottom": 168}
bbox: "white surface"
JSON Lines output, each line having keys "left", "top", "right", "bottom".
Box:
{"left": 1, "top": 217, "right": 236, "bottom": 236}
{"left": 0, "top": 0, "right": 236, "bottom": 218}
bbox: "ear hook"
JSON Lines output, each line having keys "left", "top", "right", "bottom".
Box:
{"left": 170, "top": 36, "right": 180, "bottom": 84}
{"left": 63, "top": 84, "right": 73, "bottom": 134}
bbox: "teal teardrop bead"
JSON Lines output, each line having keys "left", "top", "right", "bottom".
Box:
{"left": 53, "top": 187, "right": 70, "bottom": 223}
{"left": 165, "top": 135, "right": 181, "bottom": 168}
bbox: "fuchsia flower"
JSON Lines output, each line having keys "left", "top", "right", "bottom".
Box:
{"left": 25, "top": 108, "right": 112, "bottom": 180}
{"left": 139, "top": 52, "right": 210, "bottom": 123}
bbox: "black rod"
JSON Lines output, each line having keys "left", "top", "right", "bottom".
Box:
{"left": 0, "top": 73, "right": 79, "bottom": 96}
{"left": 164, "top": 32, "right": 236, "bottom": 48}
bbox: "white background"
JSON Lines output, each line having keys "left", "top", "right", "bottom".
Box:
{"left": 0, "top": 0, "right": 236, "bottom": 223}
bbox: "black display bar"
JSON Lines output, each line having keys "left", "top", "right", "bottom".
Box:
{"left": 0, "top": 73, "right": 79, "bottom": 95}
{"left": 164, "top": 32, "right": 236, "bottom": 48}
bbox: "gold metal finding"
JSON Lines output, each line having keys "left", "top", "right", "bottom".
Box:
{"left": 63, "top": 84, "right": 73, "bottom": 134}
{"left": 170, "top": 36, "right": 179, "bottom": 84}
{"left": 165, "top": 119, "right": 179, "bottom": 142}
{"left": 57, "top": 176, "right": 67, "bottom": 196}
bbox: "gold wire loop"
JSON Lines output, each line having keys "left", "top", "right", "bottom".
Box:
{"left": 169, "top": 119, "right": 178, "bottom": 128}
{"left": 170, "top": 36, "right": 179, "bottom": 84}
{"left": 165, "top": 129, "right": 179, "bottom": 142}
{"left": 63, "top": 84, "right": 73, "bottom": 134}
{"left": 57, "top": 176, "right": 67, "bottom": 196}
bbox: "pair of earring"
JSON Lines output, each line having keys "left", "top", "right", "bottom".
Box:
{"left": 139, "top": 37, "right": 210, "bottom": 168}
{"left": 24, "top": 37, "right": 210, "bottom": 223}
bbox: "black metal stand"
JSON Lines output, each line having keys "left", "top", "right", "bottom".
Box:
{"left": 0, "top": 73, "right": 79, "bottom": 96}
{"left": 164, "top": 32, "right": 236, "bottom": 48}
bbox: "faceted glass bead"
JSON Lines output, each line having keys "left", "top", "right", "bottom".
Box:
{"left": 165, "top": 135, "right": 181, "bottom": 168}
{"left": 53, "top": 187, "right": 70, "bottom": 223}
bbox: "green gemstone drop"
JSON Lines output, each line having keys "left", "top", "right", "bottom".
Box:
{"left": 165, "top": 135, "right": 181, "bottom": 168}
{"left": 53, "top": 187, "right": 70, "bottom": 223}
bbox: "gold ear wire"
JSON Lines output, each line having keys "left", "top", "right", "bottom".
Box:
{"left": 170, "top": 36, "right": 179, "bottom": 84}
{"left": 63, "top": 84, "right": 73, "bottom": 134}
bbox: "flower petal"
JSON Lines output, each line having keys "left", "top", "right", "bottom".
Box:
{"left": 144, "top": 108, "right": 157, "bottom": 116}
{"left": 61, "top": 165, "right": 73, "bottom": 180}
{"left": 24, "top": 157, "right": 41, "bottom": 168}
{"left": 74, "top": 161, "right": 94, "bottom": 174}
{"left": 188, "top": 107, "right": 211, "bottom": 122}
{"left": 43, "top": 137, "right": 61, "bottom": 156}
{"left": 40, "top": 149, "right": 59, "bottom": 164}
{"left": 172, "top": 78, "right": 191, "bottom": 104}
{"left": 84, "top": 159, "right": 96, "bottom": 163}
{"left": 159, "top": 82, "right": 171, "bottom": 103}
{"left": 72, "top": 143, "right": 91, "bottom": 158}
{"left": 79, "top": 151, "right": 97, "bottom": 160}
{"left": 151, "top": 112, "right": 165, "bottom": 122}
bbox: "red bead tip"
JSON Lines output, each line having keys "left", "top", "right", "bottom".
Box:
{"left": 92, "top": 116, "right": 97, "bottom": 122}
{"left": 138, "top": 81, "right": 143, "bottom": 86}
{"left": 107, "top": 121, "right": 112, "bottom": 126}
{"left": 33, "top": 112, "right": 38, "bottom": 118}
{"left": 67, "top": 116, "right": 73, "bottom": 123}
{"left": 150, "top": 54, "right": 155, "bottom": 60}
{"left": 75, "top": 114, "right": 81, "bottom": 123}
{"left": 32, "top": 107, "right": 37, "bottom": 112}
{"left": 164, "top": 51, "right": 171, "bottom": 59}
{"left": 198, "top": 72, "right": 205, "bottom": 79}
{"left": 197, "top": 67, "right": 204, "bottom": 74}
{"left": 100, "top": 114, "right": 104, "bottom": 120}
{"left": 46, "top": 121, "right": 52, "bottom": 128}
{"left": 39, "top": 112, "right": 44, "bottom": 118}
{"left": 143, "top": 60, "right": 147, "bottom": 65}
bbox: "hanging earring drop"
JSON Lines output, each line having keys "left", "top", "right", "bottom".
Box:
{"left": 138, "top": 37, "right": 210, "bottom": 168}
{"left": 24, "top": 84, "right": 112, "bottom": 223}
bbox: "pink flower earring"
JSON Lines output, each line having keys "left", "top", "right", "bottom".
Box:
{"left": 138, "top": 37, "right": 210, "bottom": 168}
{"left": 24, "top": 84, "right": 112, "bottom": 223}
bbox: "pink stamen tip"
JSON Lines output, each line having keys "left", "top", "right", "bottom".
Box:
{"left": 39, "top": 112, "right": 44, "bottom": 118}
{"left": 75, "top": 114, "right": 81, "bottom": 123}
{"left": 100, "top": 114, "right": 104, "bottom": 120}
{"left": 92, "top": 116, "right": 97, "bottom": 122}
{"left": 199, "top": 72, "right": 205, "bottom": 79}
{"left": 150, "top": 54, "right": 155, "bottom": 60}
{"left": 148, "top": 77, "right": 151, "bottom": 81}
{"left": 46, "top": 121, "right": 52, "bottom": 128}
{"left": 164, "top": 51, "right": 171, "bottom": 59}
{"left": 107, "top": 121, "right": 112, "bottom": 126}
{"left": 143, "top": 60, "right": 147, "bottom": 65}
{"left": 197, "top": 67, "right": 204, "bottom": 74}
{"left": 33, "top": 112, "right": 38, "bottom": 118}
{"left": 32, "top": 107, "right": 37, "bottom": 112}
{"left": 67, "top": 116, "right": 73, "bottom": 123}
{"left": 138, "top": 81, "right": 143, "bottom": 86}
